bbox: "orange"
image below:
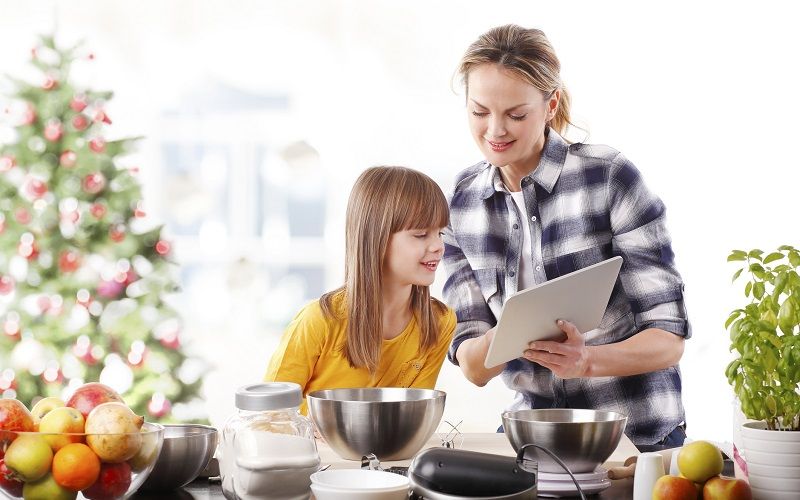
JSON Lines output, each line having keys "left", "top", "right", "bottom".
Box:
{"left": 52, "top": 442, "right": 101, "bottom": 491}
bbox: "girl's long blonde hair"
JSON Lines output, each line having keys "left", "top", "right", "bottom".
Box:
{"left": 320, "top": 166, "right": 449, "bottom": 373}
{"left": 458, "top": 24, "right": 573, "bottom": 136}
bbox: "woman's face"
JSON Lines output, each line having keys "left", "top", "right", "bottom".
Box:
{"left": 466, "top": 63, "right": 559, "bottom": 173}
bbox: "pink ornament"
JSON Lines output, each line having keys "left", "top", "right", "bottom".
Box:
{"left": 83, "top": 172, "right": 106, "bottom": 194}
{"left": 0, "top": 213, "right": 5, "bottom": 234}
{"left": 60, "top": 150, "right": 77, "bottom": 168}
{"left": 159, "top": 330, "right": 180, "bottom": 350}
{"left": 0, "top": 155, "right": 15, "bottom": 172}
{"left": 42, "top": 76, "right": 58, "bottom": 91}
{"left": 90, "top": 202, "right": 107, "bottom": 219}
{"left": 72, "top": 114, "right": 89, "bottom": 131}
{"left": 155, "top": 240, "right": 171, "bottom": 256}
{"left": 14, "top": 208, "right": 31, "bottom": 225}
{"left": 134, "top": 201, "right": 146, "bottom": 218}
{"left": 70, "top": 95, "right": 88, "bottom": 113}
{"left": 109, "top": 223, "right": 126, "bottom": 242}
{"left": 24, "top": 178, "right": 48, "bottom": 199}
{"left": 36, "top": 295, "right": 52, "bottom": 313}
{"left": 3, "top": 319, "right": 20, "bottom": 341}
{"left": 88, "top": 137, "right": 106, "bottom": 153}
{"left": 93, "top": 110, "right": 112, "bottom": 125}
{"left": 97, "top": 279, "right": 124, "bottom": 298}
{"left": 0, "top": 275, "right": 14, "bottom": 295}
{"left": 44, "top": 120, "right": 63, "bottom": 141}
{"left": 147, "top": 394, "right": 171, "bottom": 418}
{"left": 18, "top": 240, "right": 39, "bottom": 260}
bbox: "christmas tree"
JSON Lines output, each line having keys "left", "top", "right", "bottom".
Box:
{"left": 0, "top": 36, "right": 206, "bottom": 422}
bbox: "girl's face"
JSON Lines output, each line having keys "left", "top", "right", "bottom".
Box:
{"left": 466, "top": 63, "right": 559, "bottom": 172}
{"left": 383, "top": 227, "right": 445, "bottom": 288}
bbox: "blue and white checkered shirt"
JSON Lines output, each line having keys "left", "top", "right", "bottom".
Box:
{"left": 442, "top": 128, "right": 690, "bottom": 445}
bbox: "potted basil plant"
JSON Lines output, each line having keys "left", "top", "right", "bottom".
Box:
{"left": 725, "top": 246, "right": 800, "bottom": 496}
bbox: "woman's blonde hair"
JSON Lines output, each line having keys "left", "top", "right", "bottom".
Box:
{"left": 320, "top": 166, "right": 449, "bottom": 373}
{"left": 458, "top": 24, "right": 573, "bottom": 135}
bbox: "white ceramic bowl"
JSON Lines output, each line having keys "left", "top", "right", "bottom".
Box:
{"left": 746, "top": 473, "right": 800, "bottom": 492}
{"left": 310, "top": 469, "right": 409, "bottom": 500}
{"left": 747, "top": 462, "right": 800, "bottom": 479}
{"left": 750, "top": 485, "right": 800, "bottom": 500}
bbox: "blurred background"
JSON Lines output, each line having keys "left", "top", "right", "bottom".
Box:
{"left": 1, "top": 0, "right": 798, "bottom": 445}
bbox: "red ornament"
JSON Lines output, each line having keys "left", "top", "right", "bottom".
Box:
{"left": 61, "top": 209, "right": 80, "bottom": 224}
{"left": 83, "top": 172, "right": 106, "bottom": 194}
{"left": 44, "top": 120, "right": 63, "bottom": 141}
{"left": 58, "top": 250, "right": 81, "bottom": 273}
{"left": 69, "top": 95, "right": 88, "bottom": 112}
{"left": 21, "top": 103, "right": 37, "bottom": 125}
{"left": 159, "top": 330, "right": 180, "bottom": 350}
{"left": 89, "top": 137, "right": 106, "bottom": 153}
{"left": 134, "top": 201, "right": 146, "bottom": 218}
{"left": 72, "top": 114, "right": 89, "bottom": 131}
{"left": 41, "top": 366, "right": 64, "bottom": 384}
{"left": 60, "top": 150, "right": 78, "bottom": 168}
{"left": 155, "top": 240, "right": 171, "bottom": 256}
{"left": 0, "top": 275, "right": 14, "bottom": 295}
{"left": 90, "top": 202, "right": 107, "bottom": 219}
{"left": 93, "top": 110, "right": 112, "bottom": 125}
{"left": 14, "top": 208, "right": 31, "bottom": 225}
{"left": 147, "top": 394, "right": 171, "bottom": 418}
{"left": 42, "top": 75, "right": 58, "bottom": 91}
{"left": 0, "top": 155, "right": 15, "bottom": 172}
{"left": 24, "top": 178, "right": 48, "bottom": 199}
{"left": 109, "top": 223, "right": 126, "bottom": 242}
{"left": 3, "top": 319, "right": 20, "bottom": 341}
{"left": 18, "top": 241, "right": 39, "bottom": 260}
{"left": 127, "top": 346, "right": 147, "bottom": 368}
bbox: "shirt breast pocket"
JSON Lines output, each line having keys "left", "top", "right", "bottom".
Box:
{"left": 549, "top": 242, "right": 613, "bottom": 279}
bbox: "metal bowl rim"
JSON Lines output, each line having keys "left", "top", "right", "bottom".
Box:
{"left": 501, "top": 409, "right": 627, "bottom": 424}
{"left": 307, "top": 387, "right": 446, "bottom": 403}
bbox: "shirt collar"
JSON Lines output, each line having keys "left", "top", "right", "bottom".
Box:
{"left": 479, "top": 127, "right": 569, "bottom": 199}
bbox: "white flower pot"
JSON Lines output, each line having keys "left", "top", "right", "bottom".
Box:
{"left": 741, "top": 421, "right": 800, "bottom": 500}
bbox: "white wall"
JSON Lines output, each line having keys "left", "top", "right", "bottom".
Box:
{"left": 2, "top": 0, "right": 799, "bottom": 445}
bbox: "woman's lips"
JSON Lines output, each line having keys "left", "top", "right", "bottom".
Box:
{"left": 487, "top": 140, "right": 514, "bottom": 152}
{"left": 421, "top": 261, "right": 439, "bottom": 272}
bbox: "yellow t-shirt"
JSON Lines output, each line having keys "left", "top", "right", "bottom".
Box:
{"left": 264, "top": 294, "right": 456, "bottom": 414}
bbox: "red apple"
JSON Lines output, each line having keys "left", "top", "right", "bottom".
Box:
{"left": 652, "top": 474, "right": 698, "bottom": 500}
{"left": 65, "top": 383, "right": 124, "bottom": 420}
{"left": 0, "top": 458, "right": 24, "bottom": 497}
{"left": 0, "top": 399, "right": 34, "bottom": 444}
{"left": 703, "top": 475, "right": 752, "bottom": 500}
{"left": 82, "top": 461, "right": 131, "bottom": 499}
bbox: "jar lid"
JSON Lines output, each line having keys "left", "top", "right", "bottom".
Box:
{"left": 235, "top": 382, "right": 303, "bottom": 411}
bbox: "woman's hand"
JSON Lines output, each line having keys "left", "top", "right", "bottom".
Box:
{"left": 523, "top": 319, "right": 590, "bottom": 379}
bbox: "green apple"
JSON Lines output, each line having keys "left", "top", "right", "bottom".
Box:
{"left": 677, "top": 440, "right": 724, "bottom": 483}
{"left": 4, "top": 434, "right": 53, "bottom": 482}
{"left": 22, "top": 473, "right": 77, "bottom": 500}
{"left": 39, "top": 406, "right": 85, "bottom": 450}
{"left": 30, "top": 397, "right": 66, "bottom": 426}
{"left": 128, "top": 429, "right": 161, "bottom": 471}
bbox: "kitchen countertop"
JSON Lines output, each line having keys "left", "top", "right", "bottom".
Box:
{"left": 132, "top": 433, "right": 640, "bottom": 499}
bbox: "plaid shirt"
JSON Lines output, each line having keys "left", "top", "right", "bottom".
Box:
{"left": 442, "top": 128, "right": 690, "bottom": 445}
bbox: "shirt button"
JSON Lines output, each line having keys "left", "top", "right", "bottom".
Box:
{"left": 513, "top": 223, "right": 519, "bottom": 230}
{"left": 509, "top": 270, "right": 516, "bottom": 277}
{"left": 531, "top": 216, "right": 537, "bottom": 222}
{"left": 535, "top": 265, "right": 542, "bottom": 272}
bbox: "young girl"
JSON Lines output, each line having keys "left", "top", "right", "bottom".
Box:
{"left": 265, "top": 166, "right": 456, "bottom": 413}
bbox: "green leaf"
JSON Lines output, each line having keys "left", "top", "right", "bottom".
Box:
{"left": 728, "top": 250, "right": 748, "bottom": 261}
{"left": 753, "top": 281, "right": 765, "bottom": 299}
{"left": 766, "top": 395, "right": 778, "bottom": 417}
{"left": 745, "top": 281, "right": 753, "bottom": 297}
{"left": 778, "top": 245, "right": 796, "bottom": 252}
{"left": 748, "top": 249, "right": 764, "bottom": 260}
{"left": 764, "top": 252, "right": 784, "bottom": 264}
{"left": 731, "top": 268, "right": 743, "bottom": 283}
{"left": 725, "top": 310, "right": 742, "bottom": 329}
{"left": 790, "top": 251, "right": 800, "bottom": 267}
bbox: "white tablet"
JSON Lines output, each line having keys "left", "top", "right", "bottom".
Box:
{"left": 484, "top": 256, "right": 623, "bottom": 368}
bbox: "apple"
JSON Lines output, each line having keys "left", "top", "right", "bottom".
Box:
{"left": 66, "top": 383, "right": 124, "bottom": 420}
{"left": 30, "top": 397, "right": 66, "bottom": 426}
{"left": 651, "top": 474, "right": 697, "bottom": 500}
{"left": 0, "top": 399, "right": 34, "bottom": 444}
{"left": 22, "top": 473, "right": 78, "bottom": 500}
{"left": 39, "top": 407, "right": 86, "bottom": 451}
{"left": 0, "top": 458, "right": 24, "bottom": 497}
{"left": 677, "top": 440, "right": 724, "bottom": 483}
{"left": 82, "top": 461, "right": 131, "bottom": 499}
{"left": 85, "top": 402, "right": 143, "bottom": 463}
{"left": 703, "top": 475, "right": 752, "bottom": 500}
{"left": 3, "top": 434, "right": 53, "bottom": 482}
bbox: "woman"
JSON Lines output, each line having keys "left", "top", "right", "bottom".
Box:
{"left": 443, "top": 24, "right": 690, "bottom": 448}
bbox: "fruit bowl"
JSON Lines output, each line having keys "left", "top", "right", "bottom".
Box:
{"left": 0, "top": 422, "right": 165, "bottom": 500}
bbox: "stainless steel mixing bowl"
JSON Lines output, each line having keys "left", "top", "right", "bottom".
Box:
{"left": 139, "top": 423, "right": 218, "bottom": 491}
{"left": 307, "top": 387, "right": 445, "bottom": 461}
{"left": 502, "top": 408, "right": 627, "bottom": 473}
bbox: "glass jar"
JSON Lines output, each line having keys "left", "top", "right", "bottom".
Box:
{"left": 220, "top": 382, "right": 320, "bottom": 500}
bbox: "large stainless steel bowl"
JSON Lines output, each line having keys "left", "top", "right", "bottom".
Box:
{"left": 139, "top": 423, "right": 218, "bottom": 491}
{"left": 502, "top": 408, "right": 627, "bottom": 473}
{"left": 307, "top": 387, "right": 445, "bottom": 461}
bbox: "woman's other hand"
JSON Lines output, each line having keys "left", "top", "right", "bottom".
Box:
{"left": 523, "top": 319, "right": 590, "bottom": 379}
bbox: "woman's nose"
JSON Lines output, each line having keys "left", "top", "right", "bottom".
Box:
{"left": 487, "top": 117, "right": 506, "bottom": 138}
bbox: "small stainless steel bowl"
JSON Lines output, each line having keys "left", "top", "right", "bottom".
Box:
{"left": 502, "top": 408, "right": 627, "bottom": 473}
{"left": 307, "top": 387, "right": 445, "bottom": 461}
{"left": 139, "top": 423, "right": 218, "bottom": 491}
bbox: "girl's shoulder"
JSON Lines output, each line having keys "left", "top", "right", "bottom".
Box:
{"left": 431, "top": 298, "right": 457, "bottom": 329}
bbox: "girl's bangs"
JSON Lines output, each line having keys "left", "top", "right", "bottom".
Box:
{"left": 396, "top": 178, "right": 449, "bottom": 231}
